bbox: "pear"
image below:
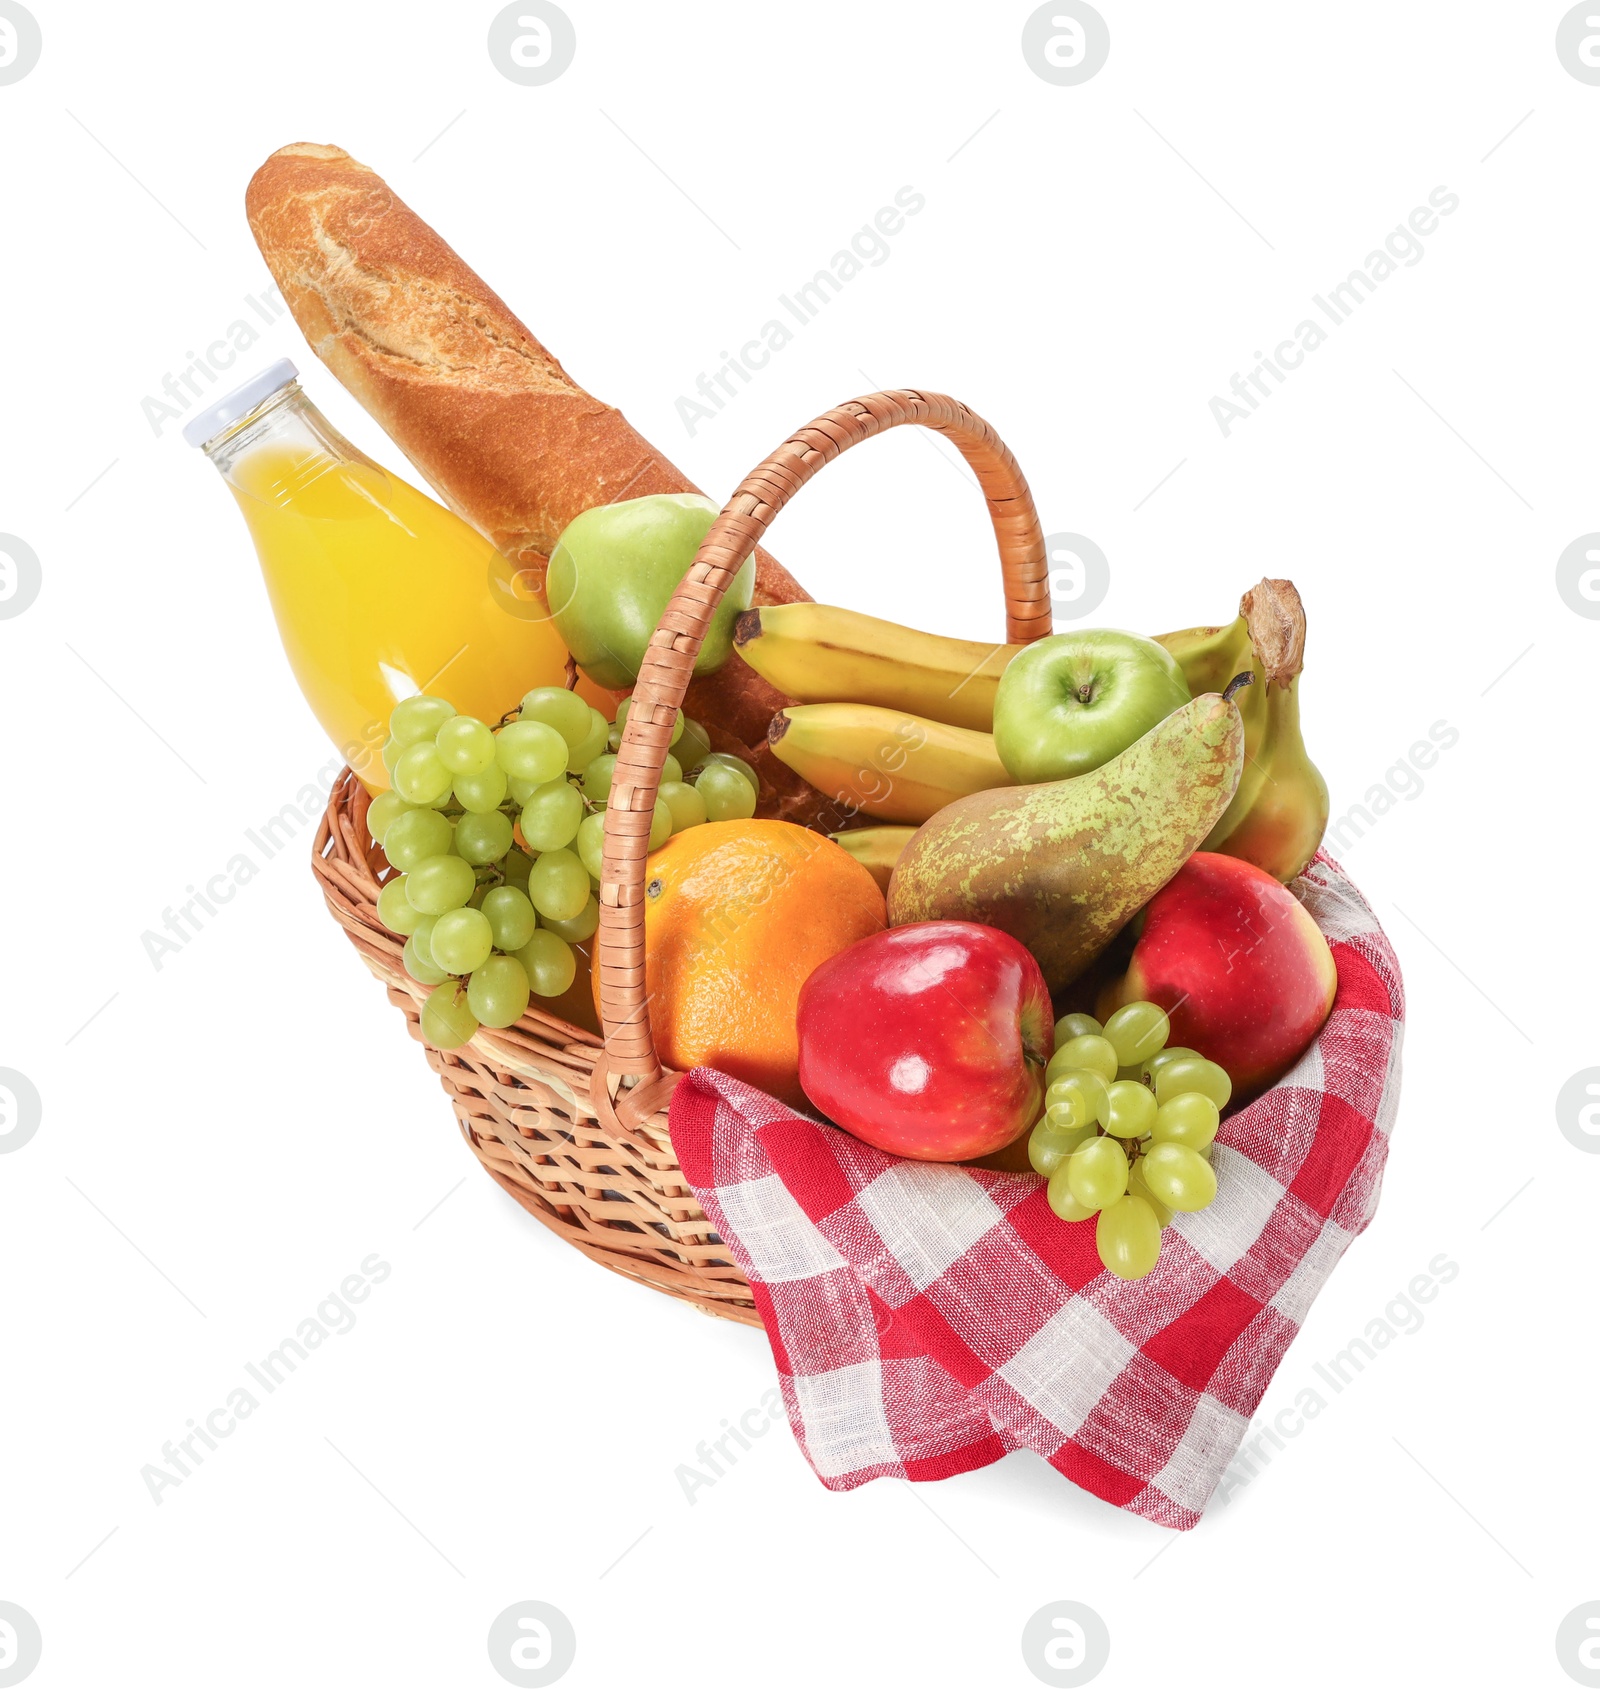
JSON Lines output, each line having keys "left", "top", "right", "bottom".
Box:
{"left": 887, "top": 686, "right": 1248, "bottom": 993}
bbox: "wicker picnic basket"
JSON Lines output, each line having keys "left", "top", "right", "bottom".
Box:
{"left": 313, "top": 391, "right": 1051, "bottom": 1327}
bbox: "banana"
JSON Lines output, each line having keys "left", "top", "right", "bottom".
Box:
{"left": 1156, "top": 615, "right": 1255, "bottom": 700}
{"left": 768, "top": 703, "right": 1012, "bottom": 825}
{"left": 830, "top": 825, "right": 918, "bottom": 891}
{"left": 1157, "top": 579, "right": 1328, "bottom": 882}
{"left": 734, "top": 604, "right": 1024, "bottom": 732}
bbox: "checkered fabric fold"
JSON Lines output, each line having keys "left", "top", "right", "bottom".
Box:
{"left": 667, "top": 854, "right": 1403, "bottom": 1529}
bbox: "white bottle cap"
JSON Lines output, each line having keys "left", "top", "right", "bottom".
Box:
{"left": 182, "top": 358, "right": 300, "bottom": 448}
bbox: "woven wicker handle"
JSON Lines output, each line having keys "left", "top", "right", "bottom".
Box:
{"left": 593, "top": 390, "right": 1051, "bottom": 1129}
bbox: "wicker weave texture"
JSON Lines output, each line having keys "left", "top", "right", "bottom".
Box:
{"left": 313, "top": 775, "right": 762, "bottom": 1324}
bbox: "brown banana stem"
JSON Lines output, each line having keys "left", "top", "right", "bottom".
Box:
{"left": 1240, "top": 578, "right": 1307, "bottom": 688}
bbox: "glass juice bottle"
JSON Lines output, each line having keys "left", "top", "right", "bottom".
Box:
{"left": 187, "top": 359, "right": 605, "bottom": 788}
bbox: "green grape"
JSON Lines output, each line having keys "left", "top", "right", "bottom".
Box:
{"left": 402, "top": 934, "right": 449, "bottom": 986}
{"left": 1049, "top": 1035, "right": 1118, "bottom": 1086}
{"left": 1103, "top": 1001, "right": 1171, "bottom": 1067}
{"left": 501, "top": 849, "right": 534, "bottom": 888}
{"left": 377, "top": 877, "right": 422, "bottom": 936}
{"left": 1097, "top": 1195, "right": 1162, "bottom": 1280}
{"left": 455, "top": 810, "right": 514, "bottom": 865}
{"left": 528, "top": 848, "right": 589, "bottom": 921}
{"left": 576, "top": 811, "right": 607, "bottom": 879}
{"left": 1066, "top": 1134, "right": 1129, "bottom": 1211}
{"left": 1053, "top": 1011, "right": 1101, "bottom": 1048}
{"left": 1127, "top": 1159, "right": 1174, "bottom": 1228}
{"left": 613, "top": 697, "right": 633, "bottom": 731}
{"left": 496, "top": 719, "right": 568, "bottom": 783}
{"left": 421, "top": 980, "right": 478, "bottom": 1049}
{"left": 381, "top": 738, "right": 404, "bottom": 777}
{"left": 467, "top": 954, "right": 531, "bottom": 1029}
{"left": 661, "top": 752, "right": 683, "bottom": 786}
{"left": 430, "top": 907, "right": 494, "bottom": 974}
{"left": 366, "top": 789, "right": 410, "bottom": 845}
{"left": 454, "top": 763, "right": 509, "bottom": 814}
{"left": 1104, "top": 1079, "right": 1158, "bottom": 1139}
{"left": 389, "top": 694, "right": 457, "bottom": 747}
{"left": 1041, "top": 1103, "right": 1085, "bottom": 1136}
{"left": 383, "top": 807, "right": 454, "bottom": 871}
{"left": 659, "top": 779, "right": 707, "bottom": 833}
{"left": 1154, "top": 1056, "right": 1232, "bottom": 1111}
{"left": 1044, "top": 1069, "right": 1109, "bottom": 1130}
{"left": 516, "top": 929, "right": 577, "bottom": 997}
{"left": 649, "top": 797, "right": 673, "bottom": 849}
{"left": 1152, "top": 1092, "right": 1220, "bottom": 1151}
{"left": 1028, "top": 1119, "right": 1095, "bottom": 1176}
{"left": 520, "top": 780, "right": 584, "bottom": 851}
{"left": 697, "top": 762, "right": 757, "bottom": 822}
{"left": 1148, "top": 1045, "right": 1201, "bottom": 1082}
{"left": 507, "top": 775, "right": 541, "bottom": 806}
{"left": 606, "top": 725, "right": 623, "bottom": 753}
{"left": 393, "top": 743, "right": 452, "bottom": 805}
{"left": 676, "top": 715, "right": 710, "bottom": 767}
{"left": 542, "top": 896, "right": 599, "bottom": 943}
{"left": 481, "top": 885, "right": 538, "bottom": 952}
{"left": 1140, "top": 1142, "right": 1217, "bottom": 1212}
{"left": 520, "top": 686, "right": 593, "bottom": 747}
{"left": 565, "top": 708, "right": 610, "bottom": 773}
{"left": 405, "top": 853, "right": 476, "bottom": 915}
{"left": 1046, "top": 1163, "right": 1097, "bottom": 1221}
{"left": 435, "top": 714, "right": 496, "bottom": 776}
{"left": 697, "top": 751, "right": 759, "bottom": 789}
{"left": 692, "top": 751, "right": 759, "bottom": 794}
{"left": 581, "top": 754, "right": 617, "bottom": 802}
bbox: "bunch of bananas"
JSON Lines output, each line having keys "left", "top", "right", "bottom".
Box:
{"left": 733, "top": 581, "right": 1328, "bottom": 885}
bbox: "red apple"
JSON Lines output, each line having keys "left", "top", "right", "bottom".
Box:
{"left": 797, "top": 921, "right": 1052, "bottom": 1161}
{"left": 1101, "top": 852, "right": 1336, "bottom": 1099}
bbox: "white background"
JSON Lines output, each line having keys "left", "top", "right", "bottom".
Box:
{"left": 1, "top": 2, "right": 1595, "bottom": 1685}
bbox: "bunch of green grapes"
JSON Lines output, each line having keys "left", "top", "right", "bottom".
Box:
{"left": 1025, "top": 1002, "right": 1233, "bottom": 1281}
{"left": 366, "top": 688, "right": 760, "bottom": 1051}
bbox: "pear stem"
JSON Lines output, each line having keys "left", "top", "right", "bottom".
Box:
{"left": 1223, "top": 671, "right": 1256, "bottom": 703}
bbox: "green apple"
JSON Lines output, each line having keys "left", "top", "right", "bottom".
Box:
{"left": 993, "top": 629, "right": 1191, "bottom": 783}
{"left": 547, "top": 493, "right": 754, "bottom": 689}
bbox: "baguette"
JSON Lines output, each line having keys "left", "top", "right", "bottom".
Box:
{"left": 243, "top": 141, "right": 812, "bottom": 785}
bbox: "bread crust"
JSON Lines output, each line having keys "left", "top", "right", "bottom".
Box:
{"left": 245, "top": 142, "right": 811, "bottom": 770}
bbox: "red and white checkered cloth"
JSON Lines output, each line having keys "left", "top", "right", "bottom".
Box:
{"left": 668, "top": 854, "right": 1403, "bottom": 1529}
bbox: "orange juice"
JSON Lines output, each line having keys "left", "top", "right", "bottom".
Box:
{"left": 189, "top": 362, "right": 605, "bottom": 787}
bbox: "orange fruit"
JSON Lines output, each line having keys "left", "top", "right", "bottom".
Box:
{"left": 612, "top": 820, "right": 886, "bottom": 1105}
